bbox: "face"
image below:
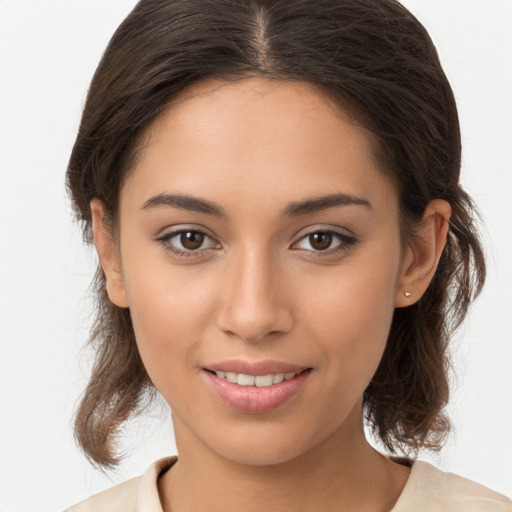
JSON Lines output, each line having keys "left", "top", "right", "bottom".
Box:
{"left": 100, "top": 77, "right": 411, "bottom": 466}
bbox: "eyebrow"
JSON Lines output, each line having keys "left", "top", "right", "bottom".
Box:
{"left": 141, "top": 191, "right": 372, "bottom": 217}
{"left": 283, "top": 193, "right": 372, "bottom": 216}
{"left": 142, "top": 193, "right": 226, "bottom": 217}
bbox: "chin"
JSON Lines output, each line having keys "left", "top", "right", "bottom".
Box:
{"left": 196, "top": 416, "right": 339, "bottom": 468}
{"left": 213, "top": 438, "right": 308, "bottom": 467}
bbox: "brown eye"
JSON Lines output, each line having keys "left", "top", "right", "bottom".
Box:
{"left": 180, "top": 231, "right": 205, "bottom": 250}
{"left": 308, "top": 232, "right": 333, "bottom": 251}
{"left": 157, "top": 228, "right": 219, "bottom": 257}
{"left": 293, "top": 229, "right": 356, "bottom": 255}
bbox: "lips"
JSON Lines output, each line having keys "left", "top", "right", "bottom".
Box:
{"left": 202, "top": 360, "right": 312, "bottom": 413}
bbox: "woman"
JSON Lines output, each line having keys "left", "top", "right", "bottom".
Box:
{"left": 64, "top": 0, "right": 511, "bottom": 510}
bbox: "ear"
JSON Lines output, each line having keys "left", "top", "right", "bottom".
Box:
{"left": 395, "top": 199, "right": 451, "bottom": 307}
{"left": 90, "top": 199, "right": 129, "bottom": 308}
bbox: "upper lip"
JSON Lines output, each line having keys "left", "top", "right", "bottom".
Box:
{"left": 204, "top": 359, "right": 309, "bottom": 376}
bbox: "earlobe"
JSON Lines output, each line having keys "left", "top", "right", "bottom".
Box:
{"left": 90, "top": 199, "right": 129, "bottom": 308}
{"left": 395, "top": 199, "right": 451, "bottom": 308}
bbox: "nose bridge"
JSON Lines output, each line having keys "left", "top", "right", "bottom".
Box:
{"left": 216, "top": 243, "right": 292, "bottom": 341}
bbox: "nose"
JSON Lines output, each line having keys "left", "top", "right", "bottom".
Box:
{"left": 215, "top": 246, "right": 293, "bottom": 342}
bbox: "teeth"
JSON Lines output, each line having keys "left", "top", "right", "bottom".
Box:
{"left": 255, "top": 375, "right": 273, "bottom": 387}
{"left": 214, "top": 371, "right": 298, "bottom": 387}
{"left": 237, "top": 374, "right": 255, "bottom": 386}
{"left": 272, "top": 373, "right": 284, "bottom": 384}
{"left": 226, "top": 372, "right": 237, "bottom": 383}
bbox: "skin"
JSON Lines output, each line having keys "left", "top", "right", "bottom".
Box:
{"left": 91, "top": 77, "right": 451, "bottom": 512}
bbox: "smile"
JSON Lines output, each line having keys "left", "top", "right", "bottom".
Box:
{"left": 203, "top": 365, "right": 312, "bottom": 414}
{"left": 212, "top": 371, "right": 298, "bottom": 387}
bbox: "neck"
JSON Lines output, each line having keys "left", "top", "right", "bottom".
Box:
{"left": 158, "top": 405, "right": 410, "bottom": 512}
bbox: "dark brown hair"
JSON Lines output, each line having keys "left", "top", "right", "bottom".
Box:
{"left": 67, "top": 0, "right": 486, "bottom": 468}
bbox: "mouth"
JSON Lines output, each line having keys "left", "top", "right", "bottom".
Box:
{"left": 202, "top": 362, "right": 313, "bottom": 414}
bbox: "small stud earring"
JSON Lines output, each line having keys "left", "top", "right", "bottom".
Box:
{"left": 404, "top": 291, "right": 412, "bottom": 298}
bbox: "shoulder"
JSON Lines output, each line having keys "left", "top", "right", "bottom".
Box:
{"left": 63, "top": 456, "right": 177, "bottom": 512}
{"left": 393, "top": 460, "right": 512, "bottom": 512}
{"left": 63, "top": 477, "right": 141, "bottom": 512}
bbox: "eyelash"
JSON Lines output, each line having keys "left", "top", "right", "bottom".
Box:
{"left": 291, "top": 230, "right": 357, "bottom": 257}
{"left": 155, "top": 228, "right": 357, "bottom": 259}
{"left": 156, "top": 228, "right": 219, "bottom": 259}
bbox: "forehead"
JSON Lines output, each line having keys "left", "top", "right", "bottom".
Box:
{"left": 168, "top": 76, "right": 348, "bottom": 121}
{"left": 154, "top": 77, "right": 363, "bottom": 150}
{"left": 122, "top": 76, "right": 397, "bottom": 216}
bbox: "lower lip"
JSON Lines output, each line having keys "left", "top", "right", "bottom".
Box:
{"left": 203, "top": 369, "right": 311, "bottom": 414}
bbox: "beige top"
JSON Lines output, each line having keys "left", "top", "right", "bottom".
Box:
{"left": 65, "top": 456, "right": 512, "bottom": 512}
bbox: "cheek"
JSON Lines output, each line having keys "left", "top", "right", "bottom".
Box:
{"left": 300, "top": 248, "right": 400, "bottom": 389}
{"left": 121, "top": 254, "right": 218, "bottom": 393}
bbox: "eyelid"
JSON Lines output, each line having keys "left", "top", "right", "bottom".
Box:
{"left": 291, "top": 227, "right": 357, "bottom": 255}
{"left": 155, "top": 226, "right": 221, "bottom": 257}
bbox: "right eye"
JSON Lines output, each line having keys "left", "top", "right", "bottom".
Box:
{"left": 156, "top": 228, "right": 219, "bottom": 257}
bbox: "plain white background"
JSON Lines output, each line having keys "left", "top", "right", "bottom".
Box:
{"left": 1, "top": 1, "right": 511, "bottom": 510}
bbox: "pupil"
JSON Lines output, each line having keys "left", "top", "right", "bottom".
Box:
{"left": 310, "top": 232, "right": 332, "bottom": 250}
{"left": 181, "top": 231, "right": 204, "bottom": 250}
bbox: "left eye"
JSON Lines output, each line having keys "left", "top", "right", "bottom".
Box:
{"left": 294, "top": 231, "right": 351, "bottom": 252}
{"left": 159, "top": 229, "right": 218, "bottom": 252}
